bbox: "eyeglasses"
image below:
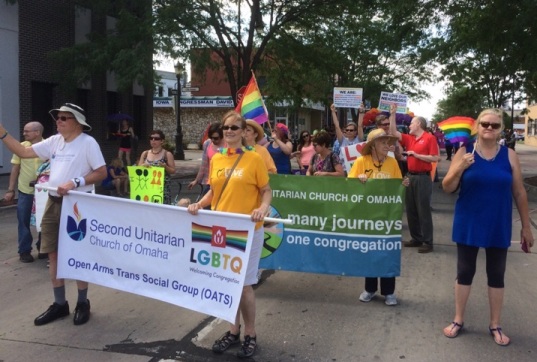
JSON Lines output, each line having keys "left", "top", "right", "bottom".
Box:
{"left": 345, "top": 128, "right": 356, "bottom": 132}
{"left": 380, "top": 123, "right": 390, "bottom": 127}
{"left": 302, "top": 134, "right": 310, "bottom": 138}
{"left": 149, "top": 136, "right": 162, "bottom": 141}
{"left": 222, "top": 125, "right": 241, "bottom": 131}
{"left": 480, "top": 122, "right": 501, "bottom": 130}
{"left": 23, "top": 130, "right": 38, "bottom": 133}
{"left": 56, "top": 116, "right": 75, "bottom": 122}
{"left": 210, "top": 136, "right": 221, "bottom": 141}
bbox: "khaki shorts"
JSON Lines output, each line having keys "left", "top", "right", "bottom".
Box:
{"left": 244, "top": 228, "right": 263, "bottom": 286}
{"left": 40, "top": 197, "right": 63, "bottom": 253}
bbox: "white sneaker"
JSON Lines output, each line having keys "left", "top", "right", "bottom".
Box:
{"left": 385, "top": 294, "right": 398, "bottom": 306}
{"left": 359, "top": 290, "right": 375, "bottom": 302}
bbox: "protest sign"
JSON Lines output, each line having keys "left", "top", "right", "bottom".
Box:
{"left": 333, "top": 87, "right": 363, "bottom": 108}
{"left": 128, "top": 166, "right": 164, "bottom": 203}
{"left": 57, "top": 192, "right": 255, "bottom": 323}
{"left": 378, "top": 92, "right": 408, "bottom": 113}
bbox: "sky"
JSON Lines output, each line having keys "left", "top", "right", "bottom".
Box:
{"left": 408, "top": 81, "right": 446, "bottom": 121}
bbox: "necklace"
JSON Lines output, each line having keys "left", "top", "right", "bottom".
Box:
{"left": 219, "top": 146, "right": 254, "bottom": 156}
{"left": 372, "top": 150, "right": 385, "bottom": 172}
{"left": 477, "top": 143, "right": 499, "bottom": 162}
{"left": 372, "top": 158, "right": 385, "bottom": 172}
{"left": 151, "top": 148, "right": 163, "bottom": 154}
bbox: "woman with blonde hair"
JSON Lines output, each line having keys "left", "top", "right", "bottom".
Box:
{"left": 442, "top": 108, "right": 534, "bottom": 345}
{"left": 188, "top": 111, "right": 271, "bottom": 358}
{"left": 102, "top": 157, "right": 129, "bottom": 196}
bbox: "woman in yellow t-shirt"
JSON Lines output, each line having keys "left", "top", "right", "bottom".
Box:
{"left": 187, "top": 111, "right": 271, "bottom": 358}
{"left": 348, "top": 128, "right": 409, "bottom": 306}
{"left": 244, "top": 119, "right": 277, "bottom": 174}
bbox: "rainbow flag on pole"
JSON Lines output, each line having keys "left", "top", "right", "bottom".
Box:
{"left": 235, "top": 72, "right": 268, "bottom": 124}
{"left": 437, "top": 116, "right": 476, "bottom": 144}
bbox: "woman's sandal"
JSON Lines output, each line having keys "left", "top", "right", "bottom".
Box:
{"left": 443, "top": 321, "right": 464, "bottom": 338}
{"left": 212, "top": 330, "right": 241, "bottom": 353}
{"left": 489, "top": 327, "right": 510, "bottom": 346}
{"left": 237, "top": 335, "right": 257, "bottom": 359}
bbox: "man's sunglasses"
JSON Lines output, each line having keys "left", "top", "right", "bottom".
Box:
{"left": 56, "top": 116, "right": 75, "bottom": 122}
{"left": 345, "top": 128, "right": 356, "bottom": 132}
{"left": 150, "top": 136, "right": 162, "bottom": 141}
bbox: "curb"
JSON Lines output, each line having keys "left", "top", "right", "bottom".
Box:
{"left": 524, "top": 179, "right": 537, "bottom": 203}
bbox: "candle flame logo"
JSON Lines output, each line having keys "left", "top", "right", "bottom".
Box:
{"left": 66, "top": 202, "right": 87, "bottom": 241}
{"left": 73, "top": 202, "right": 81, "bottom": 222}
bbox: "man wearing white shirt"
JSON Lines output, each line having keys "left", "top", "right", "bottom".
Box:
{"left": 0, "top": 103, "right": 106, "bottom": 326}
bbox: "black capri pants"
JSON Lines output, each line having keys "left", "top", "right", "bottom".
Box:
{"left": 456, "top": 243, "right": 507, "bottom": 288}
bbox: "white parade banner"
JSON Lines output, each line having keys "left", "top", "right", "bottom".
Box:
{"left": 56, "top": 191, "right": 256, "bottom": 323}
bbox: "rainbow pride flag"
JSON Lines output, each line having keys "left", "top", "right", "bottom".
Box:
{"left": 235, "top": 73, "right": 268, "bottom": 124}
{"left": 437, "top": 116, "right": 476, "bottom": 144}
{"left": 191, "top": 222, "right": 248, "bottom": 252}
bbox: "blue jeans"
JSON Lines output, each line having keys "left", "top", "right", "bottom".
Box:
{"left": 17, "top": 191, "right": 38, "bottom": 254}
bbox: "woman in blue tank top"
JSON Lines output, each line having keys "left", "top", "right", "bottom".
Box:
{"left": 265, "top": 123, "right": 292, "bottom": 174}
{"left": 441, "top": 108, "right": 534, "bottom": 346}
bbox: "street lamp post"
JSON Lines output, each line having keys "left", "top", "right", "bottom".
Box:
{"left": 174, "top": 61, "right": 185, "bottom": 160}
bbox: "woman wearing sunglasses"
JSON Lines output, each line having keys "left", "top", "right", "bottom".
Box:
{"left": 442, "top": 108, "right": 534, "bottom": 346}
{"left": 138, "top": 130, "right": 176, "bottom": 204}
{"left": 188, "top": 111, "right": 271, "bottom": 358}
{"left": 189, "top": 122, "right": 225, "bottom": 198}
{"left": 306, "top": 131, "right": 344, "bottom": 177}
{"left": 330, "top": 103, "right": 365, "bottom": 174}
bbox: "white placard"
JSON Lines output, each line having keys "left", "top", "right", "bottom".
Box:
{"left": 333, "top": 87, "right": 363, "bottom": 109}
{"left": 378, "top": 92, "right": 408, "bottom": 114}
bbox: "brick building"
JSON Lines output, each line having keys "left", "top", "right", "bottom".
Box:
{"left": 0, "top": 0, "right": 153, "bottom": 173}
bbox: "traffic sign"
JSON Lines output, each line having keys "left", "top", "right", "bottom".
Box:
{"left": 182, "top": 87, "right": 199, "bottom": 92}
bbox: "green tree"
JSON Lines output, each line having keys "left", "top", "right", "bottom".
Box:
{"left": 433, "top": 0, "right": 537, "bottom": 107}
{"left": 259, "top": 0, "right": 440, "bottom": 111}
{"left": 153, "top": 0, "right": 345, "bottom": 104}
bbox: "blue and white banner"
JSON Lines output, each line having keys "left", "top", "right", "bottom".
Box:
{"left": 57, "top": 192, "right": 255, "bottom": 323}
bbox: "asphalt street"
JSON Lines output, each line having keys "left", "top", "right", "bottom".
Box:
{"left": 0, "top": 146, "right": 536, "bottom": 362}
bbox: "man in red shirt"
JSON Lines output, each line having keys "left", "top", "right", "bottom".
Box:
{"left": 390, "top": 108, "right": 439, "bottom": 253}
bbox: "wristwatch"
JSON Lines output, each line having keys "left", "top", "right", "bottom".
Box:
{"left": 73, "top": 178, "right": 81, "bottom": 188}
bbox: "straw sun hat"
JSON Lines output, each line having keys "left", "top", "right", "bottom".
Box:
{"left": 245, "top": 119, "right": 265, "bottom": 142}
{"left": 361, "top": 128, "right": 398, "bottom": 155}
